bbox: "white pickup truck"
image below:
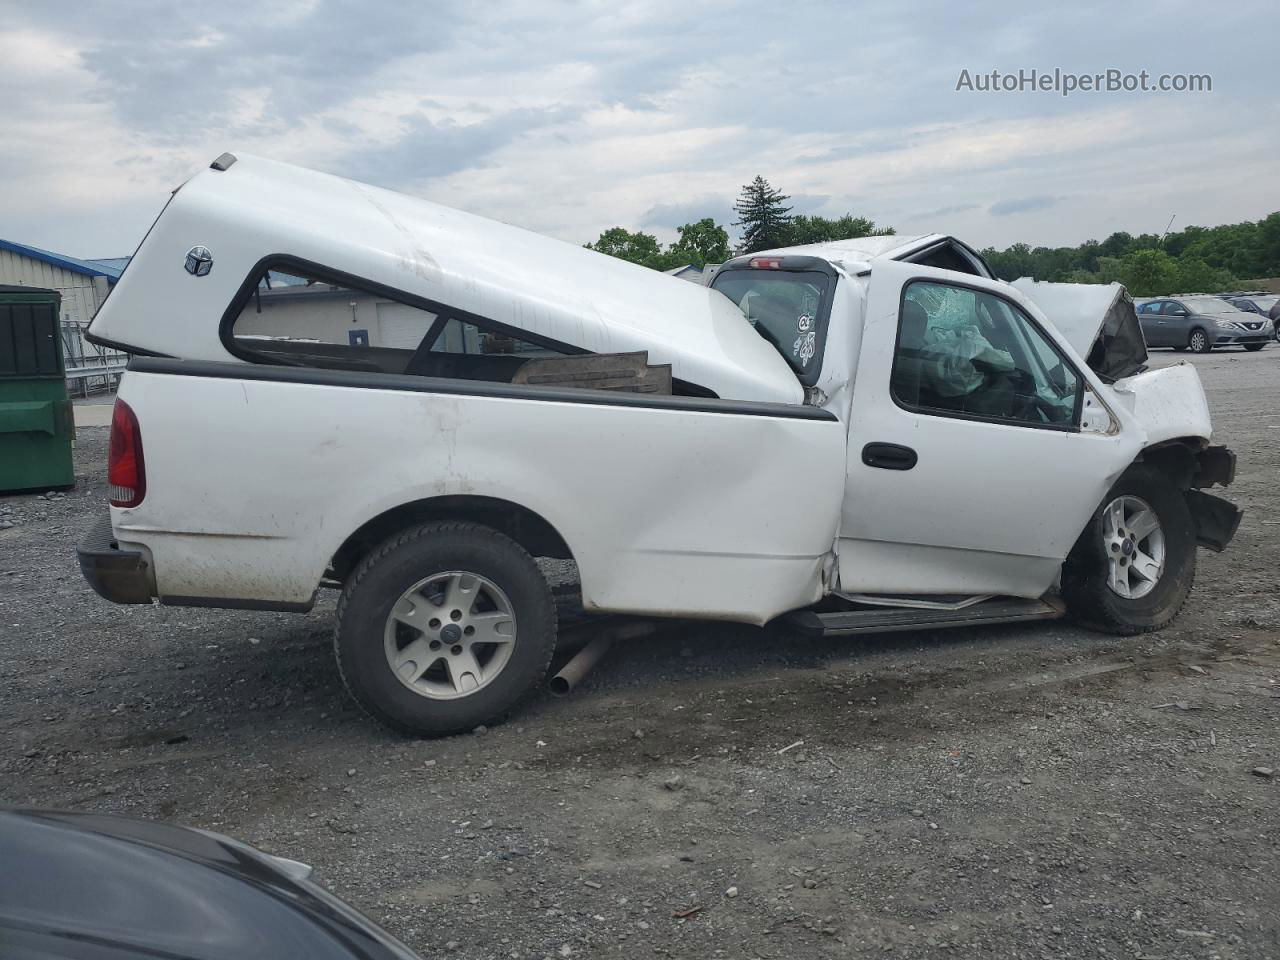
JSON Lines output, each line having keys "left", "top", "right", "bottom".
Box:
{"left": 79, "top": 153, "right": 1240, "bottom": 735}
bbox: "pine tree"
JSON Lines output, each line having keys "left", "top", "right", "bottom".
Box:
{"left": 733, "top": 176, "right": 793, "bottom": 253}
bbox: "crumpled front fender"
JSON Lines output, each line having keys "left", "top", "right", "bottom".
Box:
{"left": 1106, "top": 363, "right": 1241, "bottom": 552}
{"left": 1108, "top": 362, "right": 1212, "bottom": 447}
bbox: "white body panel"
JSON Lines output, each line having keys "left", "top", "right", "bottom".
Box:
{"left": 90, "top": 155, "right": 801, "bottom": 405}
{"left": 112, "top": 372, "right": 845, "bottom": 625}
{"left": 90, "top": 154, "right": 1224, "bottom": 623}
{"left": 1109, "top": 362, "right": 1213, "bottom": 446}
{"left": 837, "top": 260, "right": 1146, "bottom": 597}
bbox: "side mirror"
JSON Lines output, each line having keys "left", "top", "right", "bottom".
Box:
{"left": 1170, "top": 309, "right": 1187, "bottom": 317}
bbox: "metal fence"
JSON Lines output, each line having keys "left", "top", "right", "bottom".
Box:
{"left": 60, "top": 321, "right": 126, "bottom": 397}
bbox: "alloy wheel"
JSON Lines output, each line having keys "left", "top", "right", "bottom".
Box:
{"left": 1101, "top": 495, "right": 1165, "bottom": 600}
{"left": 383, "top": 571, "right": 517, "bottom": 699}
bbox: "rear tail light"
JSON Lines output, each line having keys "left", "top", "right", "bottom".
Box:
{"left": 108, "top": 399, "right": 146, "bottom": 507}
{"left": 749, "top": 257, "right": 784, "bottom": 270}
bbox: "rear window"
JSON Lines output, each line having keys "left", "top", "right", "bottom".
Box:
{"left": 711, "top": 270, "right": 832, "bottom": 381}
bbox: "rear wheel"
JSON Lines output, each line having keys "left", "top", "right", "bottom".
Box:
{"left": 1188, "top": 328, "right": 1211, "bottom": 353}
{"left": 1061, "top": 466, "right": 1196, "bottom": 635}
{"left": 335, "top": 521, "right": 557, "bottom": 736}
{"left": 1244, "top": 342, "right": 1265, "bottom": 352}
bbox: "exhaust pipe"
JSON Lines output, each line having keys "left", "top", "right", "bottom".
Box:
{"left": 549, "top": 620, "right": 654, "bottom": 696}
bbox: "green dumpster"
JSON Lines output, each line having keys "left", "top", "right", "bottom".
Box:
{"left": 0, "top": 286, "right": 75, "bottom": 493}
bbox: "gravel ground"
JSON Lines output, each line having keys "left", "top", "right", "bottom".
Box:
{"left": 2, "top": 348, "right": 1278, "bottom": 959}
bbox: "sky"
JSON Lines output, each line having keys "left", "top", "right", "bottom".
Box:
{"left": 1, "top": 0, "right": 1277, "bottom": 259}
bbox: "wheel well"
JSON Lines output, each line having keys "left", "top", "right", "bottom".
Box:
{"left": 329, "top": 496, "right": 574, "bottom": 582}
{"left": 1135, "top": 438, "right": 1205, "bottom": 489}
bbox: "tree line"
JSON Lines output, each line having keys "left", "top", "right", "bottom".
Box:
{"left": 583, "top": 176, "right": 893, "bottom": 270}
{"left": 585, "top": 175, "right": 1280, "bottom": 297}
{"left": 980, "top": 215, "right": 1280, "bottom": 296}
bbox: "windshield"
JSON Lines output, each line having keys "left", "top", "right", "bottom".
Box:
{"left": 711, "top": 269, "right": 831, "bottom": 380}
{"left": 1184, "top": 297, "right": 1242, "bottom": 313}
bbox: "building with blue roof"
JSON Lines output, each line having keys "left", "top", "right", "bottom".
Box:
{"left": 0, "top": 239, "right": 133, "bottom": 385}
{"left": 0, "top": 238, "right": 130, "bottom": 328}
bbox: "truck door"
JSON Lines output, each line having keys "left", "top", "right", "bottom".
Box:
{"left": 838, "top": 260, "right": 1141, "bottom": 599}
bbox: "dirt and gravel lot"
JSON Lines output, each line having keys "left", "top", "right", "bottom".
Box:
{"left": 3, "top": 348, "right": 1278, "bottom": 959}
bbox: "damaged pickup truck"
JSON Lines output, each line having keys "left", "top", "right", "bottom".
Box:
{"left": 78, "top": 153, "right": 1241, "bottom": 735}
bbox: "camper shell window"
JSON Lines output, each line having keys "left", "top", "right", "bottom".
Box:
{"left": 223, "top": 263, "right": 572, "bottom": 382}
{"left": 222, "top": 258, "right": 701, "bottom": 396}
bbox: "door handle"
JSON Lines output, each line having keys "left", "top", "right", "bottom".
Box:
{"left": 862, "top": 442, "right": 917, "bottom": 471}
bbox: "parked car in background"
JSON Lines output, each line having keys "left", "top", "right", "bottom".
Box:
{"left": 1135, "top": 296, "right": 1271, "bottom": 352}
{"left": 1226, "top": 294, "right": 1280, "bottom": 334}
{"left": 0, "top": 808, "right": 422, "bottom": 959}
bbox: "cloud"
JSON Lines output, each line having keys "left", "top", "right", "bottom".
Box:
{"left": 340, "top": 107, "right": 578, "bottom": 185}
{"left": 70, "top": 1, "right": 467, "bottom": 138}
{"left": 989, "top": 195, "right": 1061, "bottom": 216}
{"left": 901, "top": 203, "right": 981, "bottom": 221}
{"left": 0, "top": 0, "right": 1277, "bottom": 258}
{"left": 638, "top": 197, "right": 737, "bottom": 231}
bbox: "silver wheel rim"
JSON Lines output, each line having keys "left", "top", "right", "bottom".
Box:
{"left": 383, "top": 571, "right": 517, "bottom": 700}
{"left": 1101, "top": 495, "right": 1165, "bottom": 600}
{"left": 1191, "top": 331, "right": 1206, "bottom": 351}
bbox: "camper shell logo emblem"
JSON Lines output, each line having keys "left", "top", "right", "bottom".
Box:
{"left": 184, "top": 246, "right": 213, "bottom": 276}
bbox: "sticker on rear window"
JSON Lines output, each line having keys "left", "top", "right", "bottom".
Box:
{"left": 793, "top": 331, "right": 816, "bottom": 364}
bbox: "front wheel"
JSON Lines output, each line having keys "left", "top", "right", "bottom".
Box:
{"left": 1244, "top": 343, "right": 1266, "bottom": 352}
{"left": 1188, "top": 329, "right": 1211, "bottom": 353}
{"left": 1061, "top": 466, "right": 1196, "bottom": 635}
{"left": 335, "top": 521, "right": 557, "bottom": 736}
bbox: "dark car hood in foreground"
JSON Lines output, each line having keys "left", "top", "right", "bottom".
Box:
{"left": 0, "top": 809, "right": 421, "bottom": 960}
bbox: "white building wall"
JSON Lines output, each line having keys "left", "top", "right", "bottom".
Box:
{"left": 0, "top": 249, "right": 118, "bottom": 375}
{"left": 0, "top": 250, "right": 107, "bottom": 326}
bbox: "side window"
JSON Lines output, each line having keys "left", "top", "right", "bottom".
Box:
{"left": 228, "top": 267, "right": 568, "bottom": 382}
{"left": 892, "top": 280, "right": 1081, "bottom": 428}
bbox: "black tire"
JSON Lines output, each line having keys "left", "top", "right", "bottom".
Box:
{"left": 1244, "top": 342, "right": 1266, "bottom": 352}
{"left": 335, "top": 521, "right": 556, "bottom": 736}
{"left": 1061, "top": 466, "right": 1196, "bottom": 635}
{"left": 1188, "top": 328, "right": 1211, "bottom": 353}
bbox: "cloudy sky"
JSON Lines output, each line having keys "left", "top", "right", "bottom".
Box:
{"left": 2, "top": 0, "right": 1277, "bottom": 258}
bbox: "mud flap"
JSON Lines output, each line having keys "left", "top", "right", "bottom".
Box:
{"left": 1184, "top": 490, "right": 1241, "bottom": 552}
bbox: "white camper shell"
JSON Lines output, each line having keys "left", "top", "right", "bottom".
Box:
{"left": 79, "top": 153, "right": 1241, "bottom": 735}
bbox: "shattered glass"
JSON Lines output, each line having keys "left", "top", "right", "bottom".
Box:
{"left": 895, "top": 280, "right": 1079, "bottom": 426}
